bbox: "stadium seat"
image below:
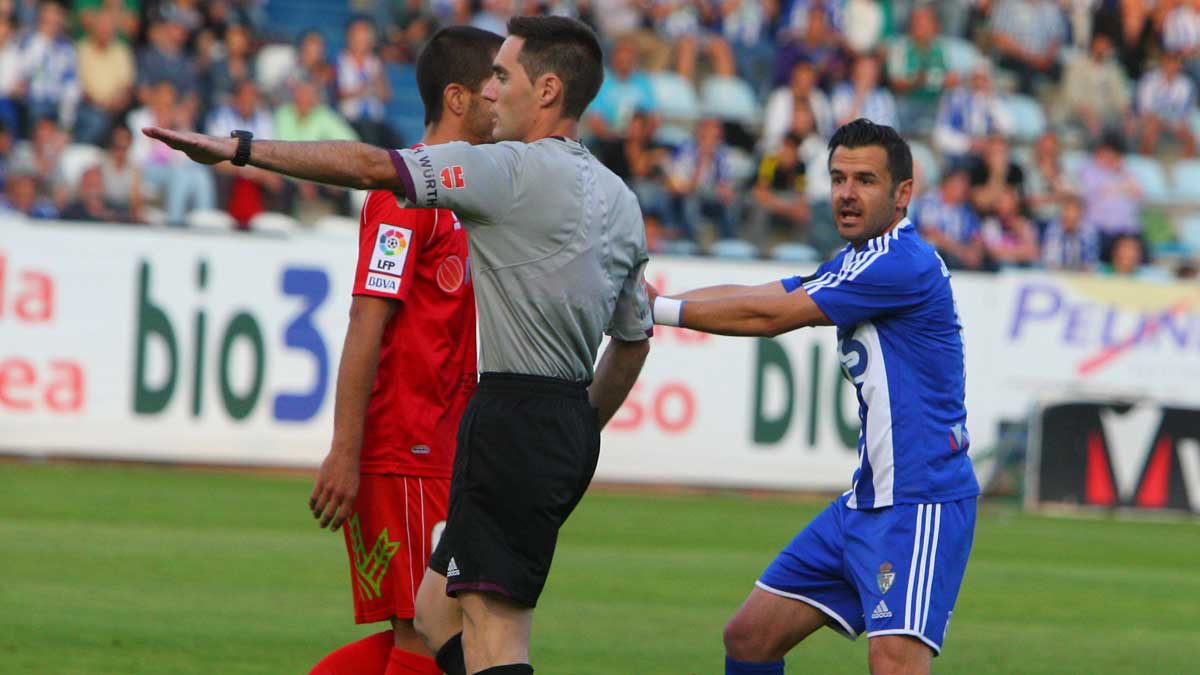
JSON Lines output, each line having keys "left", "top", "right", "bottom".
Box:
{"left": 263, "top": 0, "right": 350, "bottom": 49}
{"left": 1062, "top": 149, "right": 1088, "bottom": 177}
{"left": 1124, "top": 154, "right": 1170, "bottom": 203}
{"left": 653, "top": 123, "right": 692, "bottom": 148}
{"left": 942, "top": 37, "right": 983, "bottom": 74}
{"left": 725, "top": 148, "right": 756, "bottom": 184}
{"left": 660, "top": 239, "right": 700, "bottom": 256}
{"left": 249, "top": 211, "right": 301, "bottom": 235}
{"left": 0, "top": 210, "right": 29, "bottom": 227}
{"left": 771, "top": 242, "right": 821, "bottom": 263}
{"left": 256, "top": 44, "right": 298, "bottom": 94}
{"left": 186, "top": 209, "right": 236, "bottom": 231}
{"left": 908, "top": 140, "right": 940, "bottom": 188}
{"left": 710, "top": 238, "right": 759, "bottom": 260}
{"left": 1178, "top": 214, "right": 1200, "bottom": 253}
{"left": 1010, "top": 143, "right": 1033, "bottom": 169}
{"left": 350, "top": 189, "right": 368, "bottom": 215}
{"left": 386, "top": 63, "right": 425, "bottom": 147}
{"left": 1002, "top": 95, "right": 1046, "bottom": 143}
{"left": 649, "top": 72, "right": 700, "bottom": 126}
{"left": 312, "top": 215, "right": 359, "bottom": 239}
{"left": 1170, "top": 159, "right": 1200, "bottom": 204}
{"left": 58, "top": 144, "right": 105, "bottom": 192}
{"left": 699, "top": 75, "right": 761, "bottom": 126}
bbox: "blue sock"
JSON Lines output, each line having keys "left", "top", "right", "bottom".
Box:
{"left": 725, "top": 655, "right": 785, "bottom": 674}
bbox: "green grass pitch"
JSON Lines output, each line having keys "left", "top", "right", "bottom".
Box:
{"left": 2, "top": 461, "right": 1198, "bottom": 674}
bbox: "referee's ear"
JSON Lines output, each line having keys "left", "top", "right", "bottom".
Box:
{"left": 534, "top": 72, "right": 564, "bottom": 114}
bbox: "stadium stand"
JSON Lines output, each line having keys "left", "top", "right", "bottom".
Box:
{"left": 0, "top": 0, "right": 1194, "bottom": 279}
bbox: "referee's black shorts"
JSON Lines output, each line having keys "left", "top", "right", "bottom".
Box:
{"left": 428, "top": 372, "right": 600, "bottom": 608}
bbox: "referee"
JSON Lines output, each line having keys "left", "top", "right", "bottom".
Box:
{"left": 144, "top": 16, "right": 652, "bottom": 675}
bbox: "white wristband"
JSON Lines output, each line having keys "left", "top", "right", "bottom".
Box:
{"left": 653, "top": 297, "right": 684, "bottom": 327}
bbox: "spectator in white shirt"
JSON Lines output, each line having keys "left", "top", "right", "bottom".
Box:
{"left": 831, "top": 54, "right": 899, "bottom": 129}
{"left": 1136, "top": 51, "right": 1197, "bottom": 156}
{"left": 933, "top": 64, "right": 1012, "bottom": 167}
{"left": 337, "top": 16, "right": 397, "bottom": 147}
{"left": 205, "top": 80, "right": 287, "bottom": 226}
{"left": 0, "top": 16, "right": 21, "bottom": 138}
{"left": 761, "top": 59, "right": 833, "bottom": 152}
{"left": 989, "top": 0, "right": 1065, "bottom": 95}
{"left": 127, "top": 80, "right": 216, "bottom": 227}
{"left": 1059, "top": 32, "right": 1132, "bottom": 144}
{"left": 17, "top": 1, "right": 80, "bottom": 130}
{"left": 1163, "top": 0, "right": 1200, "bottom": 83}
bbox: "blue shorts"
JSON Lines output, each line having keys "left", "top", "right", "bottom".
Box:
{"left": 757, "top": 494, "right": 976, "bottom": 655}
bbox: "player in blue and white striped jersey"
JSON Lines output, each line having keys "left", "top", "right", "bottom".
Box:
{"left": 648, "top": 119, "right": 979, "bottom": 675}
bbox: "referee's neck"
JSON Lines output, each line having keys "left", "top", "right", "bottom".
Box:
{"left": 520, "top": 117, "right": 579, "bottom": 144}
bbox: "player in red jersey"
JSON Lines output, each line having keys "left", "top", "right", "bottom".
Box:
{"left": 307, "top": 26, "right": 504, "bottom": 675}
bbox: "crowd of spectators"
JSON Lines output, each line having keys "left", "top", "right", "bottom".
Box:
{"left": 0, "top": 0, "right": 380, "bottom": 228}
{"left": 1, "top": 0, "right": 1199, "bottom": 280}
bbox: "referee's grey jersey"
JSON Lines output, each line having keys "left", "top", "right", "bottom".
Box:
{"left": 389, "top": 137, "right": 652, "bottom": 382}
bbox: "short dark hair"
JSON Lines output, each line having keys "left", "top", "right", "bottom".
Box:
{"left": 296, "top": 29, "right": 324, "bottom": 47}
{"left": 827, "top": 118, "right": 913, "bottom": 187}
{"left": 417, "top": 26, "right": 504, "bottom": 126}
{"left": 941, "top": 167, "right": 970, "bottom": 185}
{"left": 506, "top": 15, "right": 604, "bottom": 120}
{"left": 1097, "top": 130, "right": 1125, "bottom": 154}
{"left": 346, "top": 14, "right": 374, "bottom": 32}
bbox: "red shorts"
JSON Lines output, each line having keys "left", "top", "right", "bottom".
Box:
{"left": 342, "top": 474, "right": 450, "bottom": 623}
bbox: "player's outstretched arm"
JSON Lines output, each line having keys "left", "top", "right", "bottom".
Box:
{"left": 668, "top": 283, "right": 759, "bottom": 301}
{"left": 142, "top": 127, "right": 402, "bottom": 192}
{"left": 589, "top": 337, "right": 650, "bottom": 429}
{"left": 650, "top": 281, "right": 831, "bottom": 337}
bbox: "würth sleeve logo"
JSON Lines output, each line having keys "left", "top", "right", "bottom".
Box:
{"left": 440, "top": 165, "right": 465, "bottom": 189}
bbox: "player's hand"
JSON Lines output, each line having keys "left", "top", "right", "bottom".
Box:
{"left": 141, "top": 127, "right": 236, "bottom": 165}
{"left": 309, "top": 449, "right": 360, "bottom": 531}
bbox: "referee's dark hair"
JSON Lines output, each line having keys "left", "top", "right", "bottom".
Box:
{"left": 417, "top": 26, "right": 505, "bottom": 126}
{"left": 827, "top": 118, "right": 913, "bottom": 188}
{"left": 506, "top": 15, "right": 604, "bottom": 120}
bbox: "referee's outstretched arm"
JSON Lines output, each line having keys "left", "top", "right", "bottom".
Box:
{"left": 141, "top": 128, "right": 405, "bottom": 193}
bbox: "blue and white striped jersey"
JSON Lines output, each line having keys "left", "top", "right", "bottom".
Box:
{"left": 782, "top": 219, "right": 980, "bottom": 509}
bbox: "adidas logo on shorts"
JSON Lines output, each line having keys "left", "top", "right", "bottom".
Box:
{"left": 447, "top": 557, "right": 460, "bottom": 578}
{"left": 871, "top": 599, "right": 893, "bottom": 620}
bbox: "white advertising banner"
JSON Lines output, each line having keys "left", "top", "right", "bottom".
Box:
{"left": 1, "top": 220, "right": 358, "bottom": 466}
{"left": 3, "top": 220, "right": 1198, "bottom": 491}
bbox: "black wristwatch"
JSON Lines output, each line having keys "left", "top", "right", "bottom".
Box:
{"left": 230, "top": 129, "right": 253, "bottom": 166}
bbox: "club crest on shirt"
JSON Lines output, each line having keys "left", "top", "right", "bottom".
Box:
{"left": 878, "top": 562, "right": 895, "bottom": 594}
{"left": 437, "top": 255, "right": 466, "bottom": 293}
{"left": 370, "top": 225, "right": 413, "bottom": 277}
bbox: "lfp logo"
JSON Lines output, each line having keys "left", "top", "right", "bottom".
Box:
{"left": 378, "top": 228, "right": 407, "bottom": 256}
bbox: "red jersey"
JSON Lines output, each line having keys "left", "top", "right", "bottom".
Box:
{"left": 352, "top": 190, "right": 477, "bottom": 477}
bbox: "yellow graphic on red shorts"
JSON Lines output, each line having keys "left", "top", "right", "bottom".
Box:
{"left": 349, "top": 514, "right": 402, "bottom": 600}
